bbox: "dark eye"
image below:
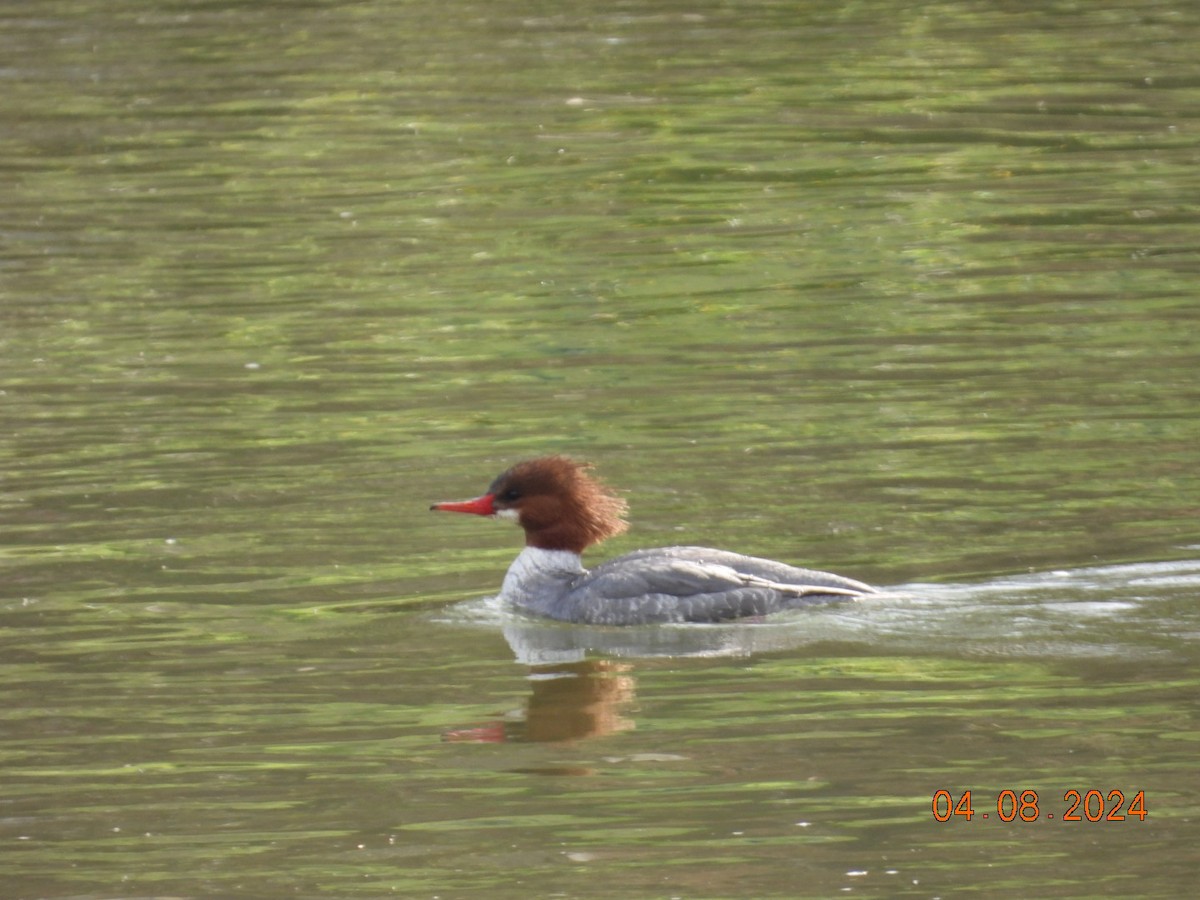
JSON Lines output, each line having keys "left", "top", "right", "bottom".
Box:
{"left": 499, "top": 488, "right": 520, "bottom": 503}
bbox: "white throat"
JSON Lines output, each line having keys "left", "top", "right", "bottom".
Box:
{"left": 500, "top": 546, "right": 585, "bottom": 612}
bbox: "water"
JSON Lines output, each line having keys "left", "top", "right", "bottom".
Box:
{"left": 3, "top": 0, "right": 1199, "bottom": 896}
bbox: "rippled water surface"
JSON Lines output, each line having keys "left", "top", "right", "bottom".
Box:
{"left": 3, "top": 0, "right": 1199, "bottom": 896}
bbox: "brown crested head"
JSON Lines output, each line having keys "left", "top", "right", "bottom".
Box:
{"left": 487, "top": 455, "right": 628, "bottom": 554}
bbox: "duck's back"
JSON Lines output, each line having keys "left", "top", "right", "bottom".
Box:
{"left": 547, "top": 545, "right": 874, "bottom": 625}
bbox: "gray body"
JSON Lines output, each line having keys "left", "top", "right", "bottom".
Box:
{"left": 500, "top": 545, "right": 875, "bottom": 626}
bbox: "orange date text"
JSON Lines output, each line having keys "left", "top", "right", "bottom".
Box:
{"left": 931, "top": 789, "right": 1147, "bottom": 823}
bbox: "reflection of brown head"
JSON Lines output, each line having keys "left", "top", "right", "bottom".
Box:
{"left": 440, "top": 659, "right": 637, "bottom": 744}
{"left": 525, "top": 659, "right": 636, "bottom": 742}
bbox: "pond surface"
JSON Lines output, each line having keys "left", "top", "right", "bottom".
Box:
{"left": 2, "top": 0, "right": 1199, "bottom": 897}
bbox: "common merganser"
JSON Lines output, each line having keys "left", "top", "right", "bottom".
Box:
{"left": 430, "top": 456, "right": 876, "bottom": 625}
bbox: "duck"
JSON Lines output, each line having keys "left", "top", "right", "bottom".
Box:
{"left": 431, "top": 455, "right": 875, "bottom": 625}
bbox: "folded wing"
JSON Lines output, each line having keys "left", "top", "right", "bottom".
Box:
{"left": 556, "top": 546, "right": 874, "bottom": 625}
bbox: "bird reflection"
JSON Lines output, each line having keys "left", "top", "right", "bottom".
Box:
{"left": 443, "top": 658, "right": 635, "bottom": 743}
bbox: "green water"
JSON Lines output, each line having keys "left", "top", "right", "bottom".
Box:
{"left": 2, "top": 0, "right": 1199, "bottom": 896}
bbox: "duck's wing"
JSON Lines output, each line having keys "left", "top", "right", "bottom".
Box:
{"left": 609, "top": 546, "right": 876, "bottom": 594}
{"left": 556, "top": 546, "right": 871, "bottom": 625}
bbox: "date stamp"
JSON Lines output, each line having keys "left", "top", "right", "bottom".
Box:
{"left": 932, "top": 789, "right": 1147, "bottom": 823}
